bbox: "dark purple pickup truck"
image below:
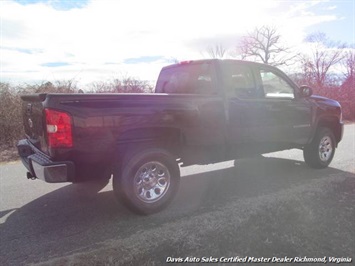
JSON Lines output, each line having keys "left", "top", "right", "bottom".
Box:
{"left": 17, "top": 59, "right": 344, "bottom": 214}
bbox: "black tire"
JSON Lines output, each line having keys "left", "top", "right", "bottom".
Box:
{"left": 303, "top": 127, "right": 336, "bottom": 169}
{"left": 113, "top": 148, "right": 180, "bottom": 215}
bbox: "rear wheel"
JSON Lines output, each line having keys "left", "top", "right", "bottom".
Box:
{"left": 303, "top": 127, "right": 336, "bottom": 169}
{"left": 113, "top": 148, "right": 180, "bottom": 214}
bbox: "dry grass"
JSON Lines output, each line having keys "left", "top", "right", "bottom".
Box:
{"left": 0, "top": 145, "right": 18, "bottom": 163}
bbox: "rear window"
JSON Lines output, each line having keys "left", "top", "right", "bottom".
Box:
{"left": 156, "top": 63, "right": 216, "bottom": 94}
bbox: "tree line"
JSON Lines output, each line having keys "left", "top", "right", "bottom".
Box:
{"left": 205, "top": 25, "right": 354, "bottom": 89}
{"left": 204, "top": 25, "right": 354, "bottom": 122}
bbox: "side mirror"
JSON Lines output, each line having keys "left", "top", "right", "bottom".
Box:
{"left": 300, "top": 85, "right": 313, "bottom": 98}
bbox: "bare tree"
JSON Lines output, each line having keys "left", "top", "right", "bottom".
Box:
{"left": 300, "top": 32, "right": 346, "bottom": 88}
{"left": 89, "top": 76, "right": 153, "bottom": 93}
{"left": 22, "top": 80, "right": 77, "bottom": 94}
{"left": 114, "top": 77, "right": 153, "bottom": 93}
{"left": 0, "top": 83, "right": 22, "bottom": 145}
{"left": 340, "top": 49, "right": 355, "bottom": 105}
{"left": 342, "top": 49, "right": 355, "bottom": 83}
{"left": 205, "top": 44, "right": 227, "bottom": 59}
{"left": 89, "top": 81, "right": 115, "bottom": 93}
{"left": 238, "top": 25, "right": 297, "bottom": 66}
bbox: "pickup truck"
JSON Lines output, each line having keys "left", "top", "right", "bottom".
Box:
{"left": 17, "top": 59, "right": 344, "bottom": 214}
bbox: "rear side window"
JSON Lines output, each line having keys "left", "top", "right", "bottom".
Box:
{"left": 156, "top": 63, "right": 215, "bottom": 94}
{"left": 221, "top": 63, "right": 256, "bottom": 99}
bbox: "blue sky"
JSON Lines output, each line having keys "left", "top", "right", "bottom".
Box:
{"left": 0, "top": 0, "right": 354, "bottom": 87}
{"left": 306, "top": 1, "right": 354, "bottom": 44}
{"left": 11, "top": 0, "right": 89, "bottom": 10}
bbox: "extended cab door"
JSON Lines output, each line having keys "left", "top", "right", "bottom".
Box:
{"left": 221, "top": 62, "right": 259, "bottom": 149}
{"left": 156, "top": 60, "right": 226, "bottom": 147}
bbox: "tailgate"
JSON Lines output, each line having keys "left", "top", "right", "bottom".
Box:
{"left": 21, "top": 94, "right": 49, "bottom": 155}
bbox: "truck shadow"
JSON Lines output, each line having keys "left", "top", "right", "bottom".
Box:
{"left": 1, "top": 156, "right": 354, "bottom": 265}
{"left": 174, "top": 156, "right": 351, "bottom": 213}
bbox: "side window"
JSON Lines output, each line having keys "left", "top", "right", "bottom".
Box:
{"left": 156, "top": 63, "right": 215, "bottom": 94}
{"left": 221, "top": 63, "right": 256, "bottom": 99}
{"left": 260, "top": 69, "right": 294, "bottom": 99}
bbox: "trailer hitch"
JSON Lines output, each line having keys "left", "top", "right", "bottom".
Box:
{"left": 27, "top": 172, "right": 37, "bottom": 180}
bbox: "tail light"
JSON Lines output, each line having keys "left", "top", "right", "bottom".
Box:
{"left": 45, "top": 108, "right": 73, "bottom": 148}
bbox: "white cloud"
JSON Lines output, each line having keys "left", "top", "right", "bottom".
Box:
{"left": 0, "top": 0, "right": 346, "bottom": 87}
{"left": 325, "top": 5, "right": 337, "bottom": 10}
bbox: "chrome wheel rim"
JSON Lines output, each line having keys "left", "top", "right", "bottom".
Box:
{"left": 319, "top": 136, "right": 333, "bottom": 162}
{"left": 133, "top": 161, "right": 170, "bottom": 203}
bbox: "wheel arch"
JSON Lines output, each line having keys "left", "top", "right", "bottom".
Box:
{"left": 115, "top": 127, "right": 184, "bottom": 162}
{"left": 313, "top": 115, "right": 342, "bottom": 147}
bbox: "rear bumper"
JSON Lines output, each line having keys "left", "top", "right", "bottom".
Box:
{"left": 17, "top": 139, "right": 74, "bottom": 183}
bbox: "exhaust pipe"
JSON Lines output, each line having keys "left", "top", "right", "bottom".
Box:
{"left": 27, "top": 172, "right": 36, "bottom": 180}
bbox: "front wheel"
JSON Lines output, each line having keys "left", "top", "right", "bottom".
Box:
{"left": 113, "top": 148, "right": 180, "bottom": 215}
{"left": 303, "top": 127, "right": 336, "bottom": 169}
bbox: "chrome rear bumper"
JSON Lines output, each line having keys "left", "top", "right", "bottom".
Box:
{"left": 17, "top": 139, "right": 74, "bottom": 183}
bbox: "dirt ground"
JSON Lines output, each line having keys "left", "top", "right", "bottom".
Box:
{"left": 0, "top": 145, "right": 18, "bottom": 163}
